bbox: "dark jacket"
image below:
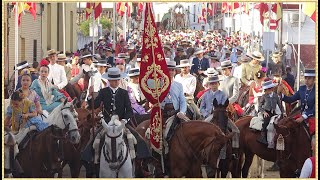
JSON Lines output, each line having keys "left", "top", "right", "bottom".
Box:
{"left": 259, "top": 93, "right": 284, "bottom": 114}
{"left": 89, "top": 87, "right": 133, "bottom": 122}
{"left": 284, "top": 73, "right": 295, "bottom": 90}
{"left": 191, "top": 57, "right": 210, "bottom": 75}
{"left": 282, "top": 85, "right": 315, "bottom": 118}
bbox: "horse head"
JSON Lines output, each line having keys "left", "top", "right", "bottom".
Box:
{"left": 51, "top": 98, "right": 81, "bottom": 144}
{"left": 101, "top": 114, "right": 128, "bottom": 171}
{"left": 211, "top": 98, "right": 229, "bottom": 132}
{"left": 273, "top": 115, "right": 311, "bottom": 177}
{"left": 44, "top": 125, "right": 68, "bottom": 176}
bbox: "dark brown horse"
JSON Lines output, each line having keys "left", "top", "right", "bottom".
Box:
{"left": 273, "top": 114, "right": 312, "bottom": 177}
{"left": 208, "top": 99, "right": 239, "bottom": 178}
{"left": 194, "top": 74, "right": 205, "bottom": 98}
{"left": 14, "top": 125, "right": 68, "bottom": 177}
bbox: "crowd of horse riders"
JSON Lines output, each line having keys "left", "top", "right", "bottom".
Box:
{"left": 4, "top": 29, "right": 316, "bottom": 178}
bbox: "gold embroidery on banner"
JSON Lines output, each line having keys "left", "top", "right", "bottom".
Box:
{"left": 141, "top": 64, "right": 170, "bottom": 99}
{"left": 140, "top": 4, "right": 170, "bottom": 99}
{"left": 150, "top": 111, "right": 161, "bottom": 143}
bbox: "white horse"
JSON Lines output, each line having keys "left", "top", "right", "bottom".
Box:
{"left": 12, "top": 99, "right": 81, "bottom": 145}
{"left": 4, "top": 127, "right": 19, "bottom": 178}
{"left": 100, "top": 115, "right": 133, "bottom": 178}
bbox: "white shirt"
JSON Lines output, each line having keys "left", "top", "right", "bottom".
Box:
{"left": 48, "top": 63, "right": 68, "bottom": 89}
{"left": 175, "top": 73, "right": 196, "bottom": 97}
{"left": 233, "top": 64, "right": 243, "bottom": 81}
{"left": 128, "top": 82, "right": 145, "bottom": 102}
{"left": 300, "top": 158, "right": 312, "bottom": 178}
{"left": 69, "top": 63, "right": 96, "bottom": 85}
{"left": 85, "top": 72, "right": 109, "bottom": 101}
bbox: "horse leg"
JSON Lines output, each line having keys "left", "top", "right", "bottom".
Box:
{"left": 257, "top": 157, "right": 265, "bottom": 178}
{"left": 58, "top": 161, "right": 67, "bottom": 177}
{"left": 82, "top": 161, "right": 94, "bottom": 178}
{"left": 69, "top": 160, "right": 82, "bottom": 178}
{"left": 219, "top": 159, "right": 229, "bottom": 178}
{"left": 242, "top": 151, "right": 254, "bottom": 178}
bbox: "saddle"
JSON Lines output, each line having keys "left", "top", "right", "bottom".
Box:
{"left": 18, "top": 130, "right": 38, "bottom": 150}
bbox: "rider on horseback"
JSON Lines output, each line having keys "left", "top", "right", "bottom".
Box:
{"left": 281, "top": 69, "right": 315, "bottom": 136}
{"left": 219, "top": 60, "right": 241, "bottom": 159}
{"left": 175, "top": 59, "right": 199, "bottom": 119}
{"left": 160, "top": 61, "right": 188, "bottom": 141}
{"left": 240, "top": 51, "right": 263, "bottom": 86}
{"left": 89, "top": 67, "right": 151, "bottom": 172}
{"left": 257, "top": 80, "right": 285, "bottom": 145}
{"left": 82, "top": 59, "right": 110, "bottom": 108}
{"left": 69, "top": 52, "right": 97, "bottom": 100}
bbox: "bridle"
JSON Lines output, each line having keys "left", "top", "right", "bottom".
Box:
{"left": 102, "top": 130, "right": 129, "bottom": 177}
{"left": 61, "top": 106, "right": 79, "bottom": 135}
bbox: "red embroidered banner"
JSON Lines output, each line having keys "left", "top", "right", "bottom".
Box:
{"left": 139, "top": 3, "right": 171, "bottom": 153}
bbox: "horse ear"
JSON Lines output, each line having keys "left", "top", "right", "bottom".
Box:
{"left": 72, "top": 98, "right": 78, "bottom": 106}
{"left": 224, "top": 99, "right": 229, "bottom": 107}
{"left": 212, "top": 98, "right": 218, "bottom": 107}
{"left": 63, "top": 98, "right": 68, "bottom": 106}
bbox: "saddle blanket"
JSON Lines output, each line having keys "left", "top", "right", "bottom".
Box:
{"left": 249, "top": 113, "right": 281, "bottom": 148}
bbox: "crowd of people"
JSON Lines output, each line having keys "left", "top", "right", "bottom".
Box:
{"left": 5, "top": 28, "right": 315, "bottom": 178}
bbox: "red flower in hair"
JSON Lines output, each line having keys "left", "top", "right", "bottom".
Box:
{"left": 40, "top": 59, "right": 49, "bottom": 66}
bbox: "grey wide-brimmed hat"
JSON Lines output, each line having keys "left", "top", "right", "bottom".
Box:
{"left": 117, "top": 53, "right": 130, "bottom": 59}
{"left": 207, "top": 75, "right": 222, "bottom": 83}
{"left": 247, "top": 51, "right": 265, "bottom": 61}
{"left": 304, "top": 69, "right": 315, "bottom": 77}
{"left": 176, "top": 59, "right": 193, "bottom": 68}
{"left": 166, "top": 61, "right": 177, "bottom": 69}
{"left": 220, "top": 60, "right": 233, "bottom": 69}
{"left": 128, "top": 68, "right": 140, "bottom": 77}
{"left": 79, "top": 52, "right": 94, "bottom": 59}
{"left": 102, "top": 67, "right": 124, "bottom": 80}
{"left": 194, "top": 48, "right": 204, "bottom": 55}
{"left": 238, "top": 55, "right": 251, "bottom": 63}
{"left": 270, "top": 51, "right": 283, "bottom": 58}
{"left": 204, "top": 68, "right": 219, "bottom": 76}
{"left": 236, "top": 46, "right": 244, "bottom": 52}
{"left": 262, "top": 80, "right": 278, "bottom": 90}
{"left": 95, "top": 60, "right": 110, "bottom": 67}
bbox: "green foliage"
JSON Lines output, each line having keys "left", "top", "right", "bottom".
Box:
{"left": 79, "top": 17, "right": 112, "bottom": 37}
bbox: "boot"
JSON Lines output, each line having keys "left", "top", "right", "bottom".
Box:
{"left": 257, "top": 131, "right": 268, "bottom": 145}
{"left": 266, "top": 163, "right": 279, "bottom": 171}
{"left": 231, "top": 148, "right": 239, "bottom": 160}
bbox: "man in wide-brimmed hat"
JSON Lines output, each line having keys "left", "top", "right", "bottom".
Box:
{"left": 191, "top": 48, "right": 210, "bottom": 76}
{"left": 69, "top": 52, "right": 96, "bottom": 88}
{"left": 268, "top": 51, "right": 286, "bottom": 78}
{"left": 241, "top": 51, "right": 264, "bottom": 86}
{"left": 200, "top": 75, "right": 227, "bottom": 119}
{"left": 174, "top": 47, "right": 187, "bottom": 66}
{"left": 282, "top": 69, "right": 316, "bottom": 135}
{"left": 56, "top": 54, "right": 72, "bottom": 81}
{"left": 176, "top": 59, "right": 200, "bottom": 119}
{"left": 105, "top": 47, "right": 115, "bottom": 67}
{"left": 82, "top": 59, "right": 110, "bottom": 108}
{"left": 257, "top": 79, "right": 285, "bottom": 145}
{"left": 219, "top": 60, "right": 242, "bottom": 158}
{"left": 161, "top": 61, "right": 189, "bottom": 139}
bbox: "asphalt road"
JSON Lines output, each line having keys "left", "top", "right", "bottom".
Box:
{"left": 61, "top": 158, "right": 280, "bottom": 178}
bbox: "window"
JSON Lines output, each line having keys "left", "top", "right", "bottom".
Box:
{"left": 33, "top": 40, "right": 37, "bottom": 61}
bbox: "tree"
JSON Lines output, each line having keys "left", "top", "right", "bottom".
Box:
{"left": 79, "top": 17, "right": 112, "bottom": 36}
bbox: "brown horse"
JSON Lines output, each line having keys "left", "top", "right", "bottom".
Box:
{"left": 273, "top": 113, "right": 312, "bottom": 177}
{"left": 234, "top": 107, "right": 301, "bottom": 178}
{"left": 234, "top": 116, "right": 277, "bottom": 177}
{"left": 169, "top": 121, "right": 234, "bottom": 177}
{"left": 194, "top": 74, "right": 205, "bottom": 98}
{"left": 14, "top": 125, "right": 68, "bottom": 177}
